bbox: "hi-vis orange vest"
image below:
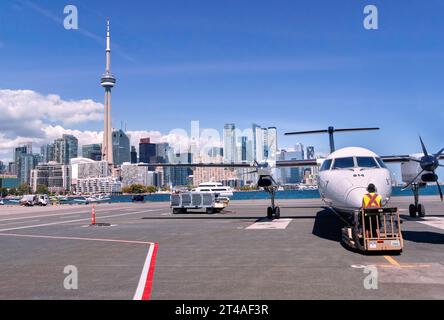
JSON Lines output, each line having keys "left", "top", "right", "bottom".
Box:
{"left": 362, "top": 193, "right": 382, "bottom": 208}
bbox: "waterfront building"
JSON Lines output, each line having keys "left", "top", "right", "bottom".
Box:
{"left": 82, "top": 144, "right": 102, "bottom": 161}
{"left": 30, "top": 162, "right": 70, "bottom": 193}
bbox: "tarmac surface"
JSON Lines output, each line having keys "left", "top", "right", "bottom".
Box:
{"left": 0, "top": 196, "right": 443, "bottom": 300}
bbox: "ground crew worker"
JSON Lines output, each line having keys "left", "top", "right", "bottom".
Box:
{"left": 362, "top": 184, "right": 382, "bottom": 238}
{"left": 362, "top": 184, "right": 382, "bottom": 208}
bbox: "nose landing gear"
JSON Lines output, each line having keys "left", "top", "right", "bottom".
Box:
{"left": 265, "top": 187, "right": 281, "bottom": 219}
{"left": 267, "top": 206, "right": 281, "bottom": 219}
{"left": 409, "top": 184, "right": 426, "bottom": 218}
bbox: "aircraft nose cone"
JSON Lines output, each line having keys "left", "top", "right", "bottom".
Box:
{"left": 346, "top": 187, "right": 367, "bottom": 209}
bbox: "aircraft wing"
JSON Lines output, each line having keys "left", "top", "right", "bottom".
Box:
{"left": 380, "top": 155, "right": 412, "bottom": 163}
{"left": 276, "top": 159, "right": 319, "bottom": 167}
{"left": 138, "top": 161, "right": 320, "bottom": 168}
{"left": 380, "top": 154, "right": 444, "bottom": 163}
{"left": 137, "top": 163, "right": 255, "bottom": 168}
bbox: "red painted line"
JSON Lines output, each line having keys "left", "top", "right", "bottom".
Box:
{"left": 141, "top": 243, "right": 158, "bottom": 300}
{"left": 0, "top": 233, "right": 153, "bottom": 245}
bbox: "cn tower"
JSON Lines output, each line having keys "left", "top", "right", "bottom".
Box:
{"left": 101, "top": 19, "right": 116, "bottom": 165}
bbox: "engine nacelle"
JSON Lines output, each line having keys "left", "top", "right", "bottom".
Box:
{"left": 257, "top": 175, "right": 273, "bottom": 188}
{"left": 401, "top": 153, "right": 437, "bottom": 185}
{"left": 401, "top": 159, "right": 421, "bottom": 184}
{"left": 421, "top": 172, "right": 438, "bottom": 182}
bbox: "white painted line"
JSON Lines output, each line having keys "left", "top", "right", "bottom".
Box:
{"left": 0, "top": 232, "right": 154, "bottom": 245}
{"left": 0, "top": 206, "right": 139, "bottom": 222}
{"left": 133, "top": 243, "right": 158, "bottom": 300}
{"left": 0, "top": 220, "right": 40, "bottom": 227}
{"left": 417, "top": 217, "right": 444, "bottom": 231}
{"left": 0, "top": 209, "right": 163, "bottom": 232}
{"left": 246, "top": 218, "right": 293, "bottom": 230}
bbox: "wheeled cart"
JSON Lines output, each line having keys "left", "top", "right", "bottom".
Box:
{"left": 342, "top": 207, "right": 403, "bottom": 253}
{"left": 171, "top": 192, "right": 230, "bottom": 214}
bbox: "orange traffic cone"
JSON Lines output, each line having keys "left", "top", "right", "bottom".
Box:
{"left": 91, "top": 205, "right": 96, "bottom": 225}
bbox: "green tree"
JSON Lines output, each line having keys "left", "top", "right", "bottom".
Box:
{"left": 8, "top": 188, "right": 17, "bottom": 196}
{"left": 18, "top": 183, "right": 31, "bottom": 195}
{"left": 122, "top": 184, "right": 146, "bottom": 194}
{"left": 144, "top": 186, "right": 158, "bottom": 194}
{"left": 0, "top": 187, "right": 7, "bottom": 198}
{"left": 36, "top": 184, "right": 49, "bottom": 195}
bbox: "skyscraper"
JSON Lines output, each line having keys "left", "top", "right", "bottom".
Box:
{"left": 101, "top": 19, "right": 116, "bottom": 165}
{"left": 266, "top": 127, "right": 278, "bottom": 161}
{"left": 14, "top": 143, "right": 32, "bottom": 177}
{"left": 54, "top": 135, "right": 78, "bottom": 165}
{"left": 278, "top": 149, "right": 304, "bottom": 184}
{"left": 252, "top": 123, "right": 261, "bottom": 161}
{"left": 64, "top": 134, "right": 78, "bottom": 161}
{"left": 223, "top": 124, "right": 236, "bottom": 163}
{"left": 112, "top": 129, "right": 130, "bottom": 165}
{"left": 130, "top": 146, "right": 138, "bottom": 164}
{"left": 139, "top": 138, "right": 156, "bottom": 164}
{"left": 241, "top": 136, "right": 248, "bottom": 162}
{"left": 82, "top": 144, "right": 102, "bottom": 161}
{"left": 41, "top": 144, "right": 55, "bottom": 163}
{"left": 18, "top": 153, "right": 39, "bottom": 184}
{"left": 167, "top": 152, "right": 193, "bottom": 187}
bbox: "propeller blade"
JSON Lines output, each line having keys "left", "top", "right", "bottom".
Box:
{"left": 419, "top": 136, "right": 429, "bottom": 156}
{"left": 439, "top": 164, "right": 444, "bottom": 168}
{"left": 436, "top": 180, "right": 443, "bottom": 201}
{"left": 402, "top": 169, "right": 425, "bottom": 191}
{"left": 434, "top": 147, "right": 444, "bottom": 158}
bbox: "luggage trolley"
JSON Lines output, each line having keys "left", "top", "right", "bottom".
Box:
{"left": 342, "top": 207, "right": 403, "bottom": 253}
{"left": 171, "top": 192, "right": 229, "bottom": 214}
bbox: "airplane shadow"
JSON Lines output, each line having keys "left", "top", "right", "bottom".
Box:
{"left": 141, "top": 214, "right": 317, "bottom": 221}
{"left": 311, "top": 209, "right": 397, "bottom": 256}
{"left": 402, "top": 230, "right": 444, "bottom": 244}
{"left": 311, "top": 209, "right": 345, "bottom": 243}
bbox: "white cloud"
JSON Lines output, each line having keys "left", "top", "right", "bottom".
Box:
{"left": 0, "top": 89, "right": 224, "bottom": 163}
{"left": 0, "top": 89, "right": 103, "bottom": 128}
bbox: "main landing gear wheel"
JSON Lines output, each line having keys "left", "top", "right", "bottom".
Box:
{"left": 267, "top": 206, "right": 281, "bottom": 219}
{"left": 267, "top": 207, "right": 273, "bottom": 219}
{"left": 417, "top": 203, "right": 426, "bottom": 218}
{"left": 274, "top": 206, "right": 281, "bottom": 219}
{"left": 408, "top": 204, "right": 426, "bottom": 218}
{"left": 409, "top": 204, "right": 417, "bottom": 218}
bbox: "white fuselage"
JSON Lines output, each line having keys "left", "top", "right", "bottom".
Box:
{"left": 264, "top": 147, "right": 392, "bottom": 213}
{"left": 316, "top": 147, "right": 392, "bottom": 212}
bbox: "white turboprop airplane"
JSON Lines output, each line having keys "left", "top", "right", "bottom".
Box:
{"left": 143, "top": 127, "right": 444, "bottom": 219}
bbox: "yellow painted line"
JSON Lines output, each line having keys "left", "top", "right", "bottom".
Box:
{"left": 376, "top": 264, "right": 431, "bottom": 269}
{"left": 383, "top": 255, "right": 401, "bottom": 267}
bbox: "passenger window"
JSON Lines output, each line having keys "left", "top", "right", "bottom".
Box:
{"left": 376, "top": 157, "right": 388, "bottom": 169}
{"left": 332, "top": 157, "right": 355, "bottom": 169}
{"left": 356, "top": 157, "right": 379, "bottom": 169}
{"left": 320, "top": 159, "right": 332, "bottom": 171}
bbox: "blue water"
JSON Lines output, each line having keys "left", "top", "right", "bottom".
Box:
{"left": 1, "top": 186, "right": 440, "bottom": 205}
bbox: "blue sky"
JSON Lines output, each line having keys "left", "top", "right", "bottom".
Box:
{"left": 1, "top": 0, "right": 444, "bottom": 161}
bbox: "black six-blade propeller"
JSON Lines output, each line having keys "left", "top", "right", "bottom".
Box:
{"left": 402, "top": 137, "right": 444, "bottom": 201}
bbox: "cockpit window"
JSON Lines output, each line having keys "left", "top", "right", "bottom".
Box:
{"left": 356, "top": 157, "right": 379, "bottom": 168}
{"left": 320, "top": 159, "right": 332, "bottom": 171}
{"left": 332, "top": 157, "right": 355, "bottom": 169}
{"left": 376, "top": 157, "right": 388, "bottom": 169}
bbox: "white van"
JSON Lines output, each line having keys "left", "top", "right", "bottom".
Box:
{"left": 20, "top": 195, "right": 37, "bottom": 206}
{"left": 37, "top": 194, "right": 49, "bottom": 206}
